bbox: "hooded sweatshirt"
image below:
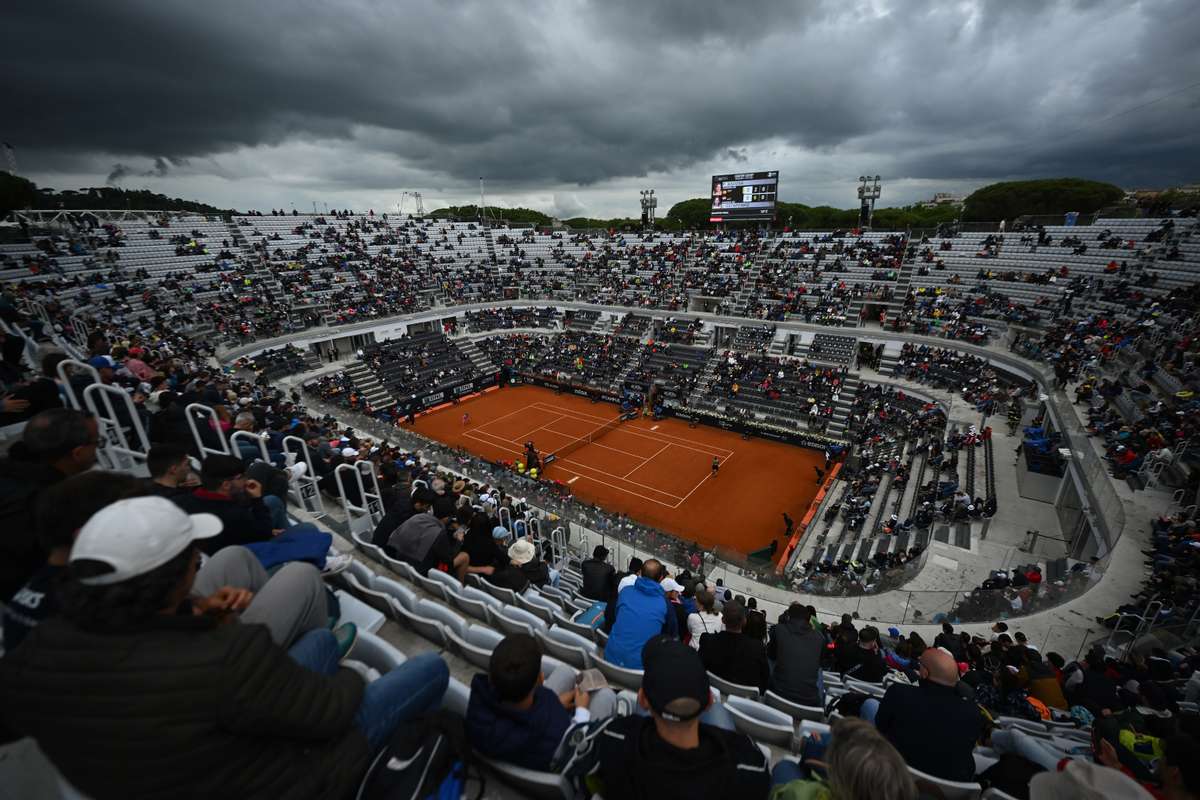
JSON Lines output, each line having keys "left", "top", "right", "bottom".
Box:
{"left": 604, "top": 577, "right": 676, "bottom": 669}
{"left": 465, "top": 674, "right": 573, "bottom": 771}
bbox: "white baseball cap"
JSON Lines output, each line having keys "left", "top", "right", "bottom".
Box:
{"left": 341, "top": 448, "right": 359, "bottom": 458}
{"left": 661, "top": 578, "right": 684, "bottom": 593}
{"left": 69, "top": 497, "right": 223, "bottom": 585}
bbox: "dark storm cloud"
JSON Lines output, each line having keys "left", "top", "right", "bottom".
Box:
{"left": 4, "top": 0, "right": 1199, "bottom": 197}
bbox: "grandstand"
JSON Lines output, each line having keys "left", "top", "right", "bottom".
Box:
{"left": 1, "top": 207, "right": 1197, "bottom": 799}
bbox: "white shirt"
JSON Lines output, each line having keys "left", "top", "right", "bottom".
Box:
{"left": 618, "top": 573, "right": 637, "bottom": 593}
{"left": 687, "top": 611, "right": 725, "bottom": 650}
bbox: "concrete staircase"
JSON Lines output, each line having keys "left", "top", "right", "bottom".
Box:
{"left": 344, "top": 362, "right": 394, "bottom": 409}
{"left": 825, "top": 376, "right": 861, "bottom": 438}
{"left": 457, "top": 337, "right": 496, "bottom": 376}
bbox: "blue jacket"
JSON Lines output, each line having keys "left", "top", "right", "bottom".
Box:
{"left": 465, "top": 673, "right": 572, "bottom": 771}
{"left": 604, "top": 577, "right": 676, "bottom": 669}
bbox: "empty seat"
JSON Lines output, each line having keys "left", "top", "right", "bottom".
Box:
{"left": 516, "top": 593, "right": 559, "bottom": 625}
{"left": 535, "top": 626, "right": 597, "bottom": 670}
{"left": 447, "top": 585, "right": 501, "bottom": 624}
{"left": 494, "top": 606, "right": 548, "bottom": 638}
{"left": 763, "top": 690, "right": 826, "bottom": 723}
{"left": 591, "top": 655, "right": 644, "bottom": 691}
{"left": 371, "top": 575, "right": 417, "bottom": 612}
{"left": 446, "top": 623, "right": 505, "bottom": 670}
{"left": 480, "top": 578, "right": 518, "bottom": 606}
{"left": 723, "top": 695, "right": 795, "bottom": 749}
{"left": 706, "top": 671, "right": 761, "bottom": 700}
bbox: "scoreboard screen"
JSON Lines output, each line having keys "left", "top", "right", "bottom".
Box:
{"left": 709, "top": 171, "right": 778, "bottom": 222}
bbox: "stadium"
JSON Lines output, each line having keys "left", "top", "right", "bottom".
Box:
{"left": 1, "top": 2, "right": 1199, "bottom": 798}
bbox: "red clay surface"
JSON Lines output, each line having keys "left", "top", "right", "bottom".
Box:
{"left": 411, "top": 384, "right": 823, "bottom": 556}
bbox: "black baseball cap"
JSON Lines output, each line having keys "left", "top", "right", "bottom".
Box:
{"left": 411, "top": 487, "right": 437, "bottom": 505}
{"left": 640, "top": 636, "right": 710, "bottom": 722}
{"left": 432, "top": 496, "right": 458, "bottom": 519}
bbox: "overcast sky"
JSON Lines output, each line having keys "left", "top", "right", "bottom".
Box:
{"left": 4, "top": 0, "right": 1198, "bottom": 218}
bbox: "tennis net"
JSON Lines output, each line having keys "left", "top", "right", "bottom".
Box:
{"left": 544, "top": 414, "right": 627, "bottom": 465}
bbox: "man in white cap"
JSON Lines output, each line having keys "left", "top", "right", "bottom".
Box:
{"left": 0, "top": 496, "right": 450, "bottom": 799}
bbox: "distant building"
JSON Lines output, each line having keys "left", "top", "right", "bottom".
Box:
{"left": 918, "top": 192, "right": 964, "bottom": 208}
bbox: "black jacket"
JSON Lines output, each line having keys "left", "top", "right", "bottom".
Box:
{"left": 0, "top": 615, "right": 368, "bottom": 799}
{"left": 841, "top": 644, "right": 888, "bottom": 683}
{"left": 0, "top": 443, "right": 66, "bottom": 599}
{"left": 579, "top": 558, "right": 615, "bottom": 601}
{"left": 172, "top": 488, "right": 274, "bottom": 554}
{"left": 371, "top": 493, "right": 415, "bottom": 549}
{"left": 596, "top": 714, "right": 769, "bottom": 800}
{"left": 875, "top": 681, "right": 982, "bottom": 783}
{"left": 768, "top": 617, "right": 826, "bottom": 706}
{"left": 699, "top": 630, "right": 770, "bottom": 692}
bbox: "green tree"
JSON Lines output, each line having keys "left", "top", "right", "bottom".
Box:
{"left": 961, "top": 178, "right": 1124, "bottom": 221}
{"left": 0, "top": 171, "right": 37, "bottom": 216}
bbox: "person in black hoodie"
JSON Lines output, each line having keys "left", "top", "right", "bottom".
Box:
{"left": 466, "top": 633, "right": 615, "bottom": 771}
{"left": 698, "top": 601, "right": 770, "bottom": 693}
{"left": 594, "top": 636, "right": 770, "bottom": 799}
{"left": 579, "top": 545, "right": 616, "bottom": 601}
{"left": 0, "top": 409, "right": 99, "bottom": 599}
{"left": 370, "top": 486, "right": 432, "bottom": 552}
{"left": 841, "top": 625, "right": 889, "bottom": 683}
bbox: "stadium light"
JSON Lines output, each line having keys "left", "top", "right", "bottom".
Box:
{"left": 857, "top": 175, "right": 883, "bottom": 229}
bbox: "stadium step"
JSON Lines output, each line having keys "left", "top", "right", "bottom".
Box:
{"left": 456, "top": 338, "right": 496, "bottom": 376}
{"left": 345, "top": 362, "right": 395, "bottom": 409}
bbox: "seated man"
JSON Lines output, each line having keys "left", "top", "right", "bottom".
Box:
{"left": 841, "top": 625, "right": 889, "bottom": 683}
{"left": 579, "top": 545, "right": 615, "bottom": 602}
{"left": 0, "top": 495, "right": 450, "bottom": 798}
{"left": 865, "top": 646, "right": 981, "bottom": 783}
{"left": 145, "top": 443, "right": 199, "bottom": 498}
{"left": 372, "top": 485, "right": 434, "bottom": 553}
{"left": 699, "top": 601, "right": 769, "bottom": 693}
{"left": 593, "top": 637, "right": 770, "bottom": 798}
{"left": 466, "top": 633, "right": 615, "bottom": 771}
{"left": 387, "top": 495, "right": 469, "bottom": 583}
{"left": 604, "top": 558, "right": 677, "bottom": 669}
{"left": 768, "top": 603, "right": 826, "bottom": 707}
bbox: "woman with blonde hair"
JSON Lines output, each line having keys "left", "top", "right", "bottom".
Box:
{"left": 771, "top": 718, "right": 917, "bottom": 800}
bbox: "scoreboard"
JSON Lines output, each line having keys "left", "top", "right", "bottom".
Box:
{"left": 709, "top": 171, "right": 778, "bottom": 222}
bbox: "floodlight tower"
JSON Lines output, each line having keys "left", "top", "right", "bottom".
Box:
{"left": 857, "top": 175, "right": 882, "bottom": 229}
{"left": 639, "top": 189, "right": 657, "bottom": 229}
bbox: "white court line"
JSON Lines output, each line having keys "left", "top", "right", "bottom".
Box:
{"left": 671, "top": 452, "right": 733, "bottom": 509}
{"left": 541, "top": 425, "right": 651, "bottom": 461}
{"left": 513, "top": 414, "right": 566, "bottom": 443}
{"left": 650, "top": 424, "right": 660, "bottom": 430}
{"left": 464, "top": 427, "right": 685, "bottom": 506}
{"left": 623, "top": 441, "right": 671, "bottom": 478}
{"left": 471, "top": 403, "right": 543, "bottom": 436}
{"left": 531, "top": 402, "right": 734, "bottom": 458}
{"left": 567, "top": 476, "right": 579, "bottom": 484}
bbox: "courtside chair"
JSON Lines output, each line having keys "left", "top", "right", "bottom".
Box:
{"left": 707, "top": 671, "right": 761, "bottom": 701}
{"left": 723, "top": 696, "right": 795, "bottom": 749}
{"left": 494, "top": 606, "right": 548, "bottom": 638}
{"left": 516, "top": 593, "right": 559, "bottom": 626}
{"left": 475, "top": 754, "right": 577, "bottom": 800}
{"left": 479, "top": 578, "right": 518, "bottom": 606}
{"left": 371, "top": 575, "right": 418, "bottom": 613}
{"left": 592, "top": 655, "right": 644, "bottom": 691}
{"left": 907, "top": 766, "right": 982, "bottom": 800}
{"left": 445, "top": 624, "right": 505, "bottom": 670}
{"left": 535, "top": 626, "right": 597, "bottom": 670}
{"left": 763, "top": 690, "right": 827, "bottom": 724}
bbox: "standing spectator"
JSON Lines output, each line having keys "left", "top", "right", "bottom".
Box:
{"left": 699, "top": 601, "right": 770, "bottom": 693}
{"left": 0, "top": 408, "right": 99, "bottom": 599}
{"left": 769, "top": 603, "right": 826, "bottom": 707}
{"left": 0, "top": 496, "right": 450, "bottom": 799}
{"left": 934, "top": 621, "right": 966, "bottom": 662}
{"left": 744, "top": 597, "right": 768, "bottom": 642}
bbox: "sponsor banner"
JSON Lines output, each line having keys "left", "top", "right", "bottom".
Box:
{"left": 413, "top": 374, "right": 497, "bottom": 412}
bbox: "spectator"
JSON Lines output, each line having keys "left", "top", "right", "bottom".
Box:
{"left": 769, "top": 603, "right": 826, "bottom": 707}
{"left": 686, "top": 587, "right": 724, "bottom": 651}
{"left": 867, "top": 646, "right": 982, "bottom": 783}
{"left": 593, "top": 637, "right": 770, "bottom": 797}
{"left": 145, "top": 443, "right": 197, "bottom": 498}
{"left": 372, "top": 485, "right": 433, "bottom": 551}
{"left": 1065, "top": 647, "right": 1123, "bottom": 715}
{"left": 466, "top": 633, "right": 615, "bottom": 771}
{"left": 3, "top": 471, "right": 143, "bottom": 650}
{"left": 1026, "top": 651, "right": 1069, "bottom": 710}
{"left": 770, "top": 718, "right": 918, "bottom": 799}
{"left": 604, "top": 559, "right": 677, "bottom": 669}
{"left": 699, "top": 600, "right": 770, "bottom": 693}
{"left": 388, "top": 494, "right": 469, "bottom": 582}
{"left": 744, "top": 597, "right": 768, "bottom": 643}
{"left": 842, "top": 626, "right": 888, "bottom": 683}
{"left": 0, "top": 408, "right": 99, "bottom": 599}
{"left": 0, "top": 495, "right": 450, "bottom": 798}
{"left": 934, "top": 621, "right": 966, "bottom": 662}
{"left": 509, "top": 538, "right": 550, "bottom": 587}
{"left": 579, "top": 544, "right": 615, "bottom": 601}
{"left": 172, "top": 454, "right": 276, "bottom": 552}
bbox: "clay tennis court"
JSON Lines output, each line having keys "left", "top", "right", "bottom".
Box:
{"left": 411, "top": 384, "right": 824, "bottom": 557}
